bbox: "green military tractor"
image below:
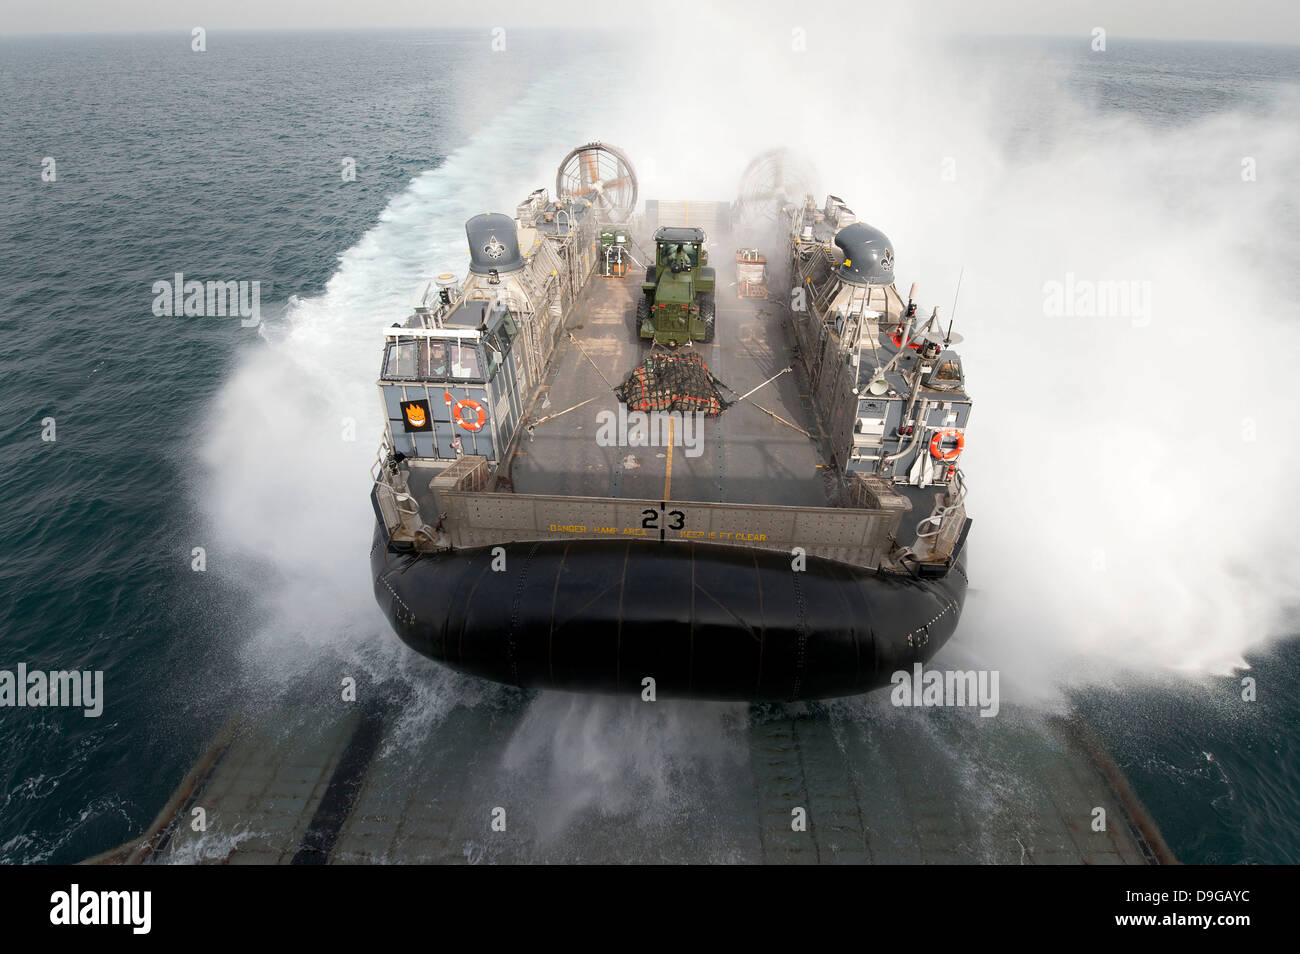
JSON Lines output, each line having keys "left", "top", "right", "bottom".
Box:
{"left": 635, "top": 226, "right": 716, "bottom": 346}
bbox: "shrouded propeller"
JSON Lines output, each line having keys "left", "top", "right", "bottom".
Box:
{"left": 556, "top": 142, "right": 638, "bottom": 223}
{"left": 733, "top": 147, "right": 819, "bottom": 227}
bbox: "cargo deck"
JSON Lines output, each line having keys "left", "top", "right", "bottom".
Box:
{"left": 509, "top": 252, "right": 830, "bottom": 510}
{"left": 390, "top": 226, "right": 941, "bottom": 561}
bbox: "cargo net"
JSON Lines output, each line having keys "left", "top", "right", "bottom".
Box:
{"left": 615, "top": 352, "right": 731, "bottom": 417}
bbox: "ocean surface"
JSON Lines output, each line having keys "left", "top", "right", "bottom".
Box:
{"left": 0, "top": 28, "right": 1297, "bottom": 864}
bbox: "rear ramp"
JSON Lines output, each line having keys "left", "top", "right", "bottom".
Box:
{"left": 87, "top": 691, "right": 1175, "bottom": 865}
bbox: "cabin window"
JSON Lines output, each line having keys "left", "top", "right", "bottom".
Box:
{"left": 383, "top": 339, "right": 458, "bottom": 380}
{"left": 659, "top": 243, "right": 698, "bottom": 269}
{"left": 447, "top": 342, "right": 482, "bottom": 380}
{"left": 484, "top": 336, "right": 504, "bottom": 376}
{"left": 485, "top": 326, "right": 512, "bottom": 356}
{"left": 383, "top": 341, "right": 419, "bottom": 379}
{"left": 423, "top": 341, "right": 449, "bottom": 378}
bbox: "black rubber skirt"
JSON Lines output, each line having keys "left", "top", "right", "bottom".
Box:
{"left": 371, "top": 521, "right": 967, "bottom": 701}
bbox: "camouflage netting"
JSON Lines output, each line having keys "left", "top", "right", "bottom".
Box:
{"left": 615, "top": 352, "right": 730, "bottom": 417}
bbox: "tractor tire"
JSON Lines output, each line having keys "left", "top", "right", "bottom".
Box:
{"left": 700, "top": 293, "right": 716, "bottom": 344}
{"left": 635, "top": 295, "right": 651, "bottom": 341}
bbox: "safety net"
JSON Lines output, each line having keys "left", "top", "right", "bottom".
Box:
{"left": 614, "top": 352, "right": 730, "bottom": 417}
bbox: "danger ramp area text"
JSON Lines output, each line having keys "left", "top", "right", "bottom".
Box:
{"left": 546, "top": 523, "right": 769, "bottom": 542}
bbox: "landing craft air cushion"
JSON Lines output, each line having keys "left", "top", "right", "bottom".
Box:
{"left": 369, "top": 142, "right": 972, "bottom": 700}
{"left": 90, "top": 147, "right": 1177, "bottom": 868}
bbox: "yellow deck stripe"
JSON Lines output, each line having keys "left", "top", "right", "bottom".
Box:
{"left": 664, "top": 416, "right": 674, "bottom": 501}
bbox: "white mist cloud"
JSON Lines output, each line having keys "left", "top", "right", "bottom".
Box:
{"left": 948, "top": 103, "right": 1300, "bottom": 695}
{"left": 499, "top": 694, "right": 747, "bottom": 845}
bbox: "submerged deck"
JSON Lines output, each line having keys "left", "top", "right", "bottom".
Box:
{"left": 88, "top": 690, "right": 1174, "bottom": 865}
{"left": 509, "top": 245, "right": 828, "bottom": 508}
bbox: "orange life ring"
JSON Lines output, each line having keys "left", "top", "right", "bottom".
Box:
{"left": 929, "top": 428, "right": 964, "bottom": 461}
{"left": 453, "top": 398, "right": 486, "bottom": 431}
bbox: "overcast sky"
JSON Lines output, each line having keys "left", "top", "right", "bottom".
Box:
{"left": 2, "top": 0, "right": 1298, "bottom": 44}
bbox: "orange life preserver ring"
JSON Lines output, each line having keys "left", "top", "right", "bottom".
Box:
{"left": 453, "top": 398, "right": 486, "bottom": 432}
{"left": 929, "top": 428, "right": 964, "bottom": 461}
